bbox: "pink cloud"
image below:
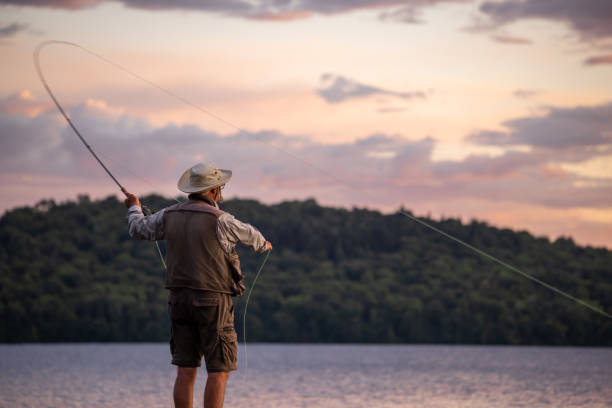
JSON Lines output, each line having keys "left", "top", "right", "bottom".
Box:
{"left": 1, "top": 99, "right": 611, "bottom": 247}
{"left": 0, "top": 0, "right": 102, "bottom": 9}
{"left": 540, "top": 165, "right": 569, "bottom": 178}
{"left": 490, "top": 34, "right": 532, "bottom": 45}
{"left": 251, "top": 10, "right": 313, "bottom": 22}
{"left": 0, "top": 90, "right": 51, "bottom": 117}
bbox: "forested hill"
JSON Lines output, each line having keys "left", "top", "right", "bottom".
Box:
{"left": 1, "top": 195, "right": 610, "bottom": 345}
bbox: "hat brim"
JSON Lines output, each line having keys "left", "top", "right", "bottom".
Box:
{"left": 177, "top": 168, "right": 232, "bottom": 193}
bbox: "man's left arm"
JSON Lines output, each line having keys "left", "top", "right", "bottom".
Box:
{"left": 217, "top": 213, "right": 271, "bottom": 253}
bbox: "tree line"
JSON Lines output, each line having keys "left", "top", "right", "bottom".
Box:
{"left": 0, "top": 194, "right": 610, "bottom": 345}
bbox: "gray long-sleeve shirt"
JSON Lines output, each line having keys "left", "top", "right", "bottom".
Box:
{"left": 127, "top": 204, "right": 267, "bottom": 254}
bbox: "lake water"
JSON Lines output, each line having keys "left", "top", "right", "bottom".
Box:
{"left": 0, "top": 343, "right": 610, "bottom": 407}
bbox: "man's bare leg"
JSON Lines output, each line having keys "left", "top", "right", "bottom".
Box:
{"left": 174, "top": 367, "right": 197, "bottom": 408}
{"left": 203, "top": 372, "right": 230, "bottom": 408}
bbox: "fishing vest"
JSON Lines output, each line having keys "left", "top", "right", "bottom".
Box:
{"left": 162, "top": 200, "right": 245, "bottom": 296}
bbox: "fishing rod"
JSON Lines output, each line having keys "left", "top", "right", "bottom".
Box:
{"left": 34, "top": 42, "right": 125, "bottom": 192}
{"left": 34, "top": 41, "right": 168, "bottom": 269}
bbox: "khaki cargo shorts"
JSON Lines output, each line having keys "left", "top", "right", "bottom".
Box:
{"left": 168, "top": 289, "right": 238, "bottom": 372}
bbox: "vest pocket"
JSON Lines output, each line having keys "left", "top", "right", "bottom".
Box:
{"left": 192, "top": 293, "right": 219, "bottom": 307}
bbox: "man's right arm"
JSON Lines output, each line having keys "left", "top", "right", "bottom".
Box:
{"left": 126, "top": 206, "right": 165, "bottom": 241}
{"left": 123, "top": 189, "right": 164, "bottom": 241}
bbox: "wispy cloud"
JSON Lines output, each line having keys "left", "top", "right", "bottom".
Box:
{"left": 583, "top": 54, "right": 612, "bottom": 66}
{"left": 0, "top": 0, "right": 469, "bottom": 23}
{"left": 0, "top": 90, "right": 50, "bottom": 116}
{"left": 0, "top": 22, "right": 27, "bottom": 38}
{"left": 513, "top": 89, "right": 542, "bottom": 99}
{"left": 317, "top": 73, "right": 426, "bottom": 104}
{"left": 0, "top": 0, "right": 101, "bottom": 10}
{"left": 378, "top": 1, "right": 473, "bottom": 24}
{"left": 477, "top": 0, "right": 612, "bottom": 42}
{"left": 467, "top": 103, "right": 612, "bottom": 150}
{"left": 378, "top": 6, "right": 423, "bottom": 24}
{"left": 378, "top": 107, "right": 406, "bottom": 114}
{"left": 490, "top": 33, "right": 532, "bottom": 45}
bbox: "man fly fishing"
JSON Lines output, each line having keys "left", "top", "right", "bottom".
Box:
{"left": 123, "top": 162, "right": 272, "bottom": 408}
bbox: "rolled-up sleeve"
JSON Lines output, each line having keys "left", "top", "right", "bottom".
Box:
{"left": 217, "top": 213, "right": 267, "bottom": 254}
{"left": 127, "top": 205, "right": 165, "bottom": 241}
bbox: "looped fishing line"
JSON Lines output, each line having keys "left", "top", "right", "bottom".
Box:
{"left": 34, "top": 39, "right": 610, "bottom": 360}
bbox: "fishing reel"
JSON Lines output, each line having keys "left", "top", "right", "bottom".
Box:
{"left": 141, "top": 205, "right": 153, "bottom": 216}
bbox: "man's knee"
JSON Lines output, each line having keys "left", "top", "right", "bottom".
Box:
{"left": 177, "top": 366, "right": 198, "bottom": 381}
{"left": 207, "top": 371, "right": 230, "bottom": 383}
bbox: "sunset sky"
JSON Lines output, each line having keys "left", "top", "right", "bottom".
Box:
{"left": 1, "top": 0, "right": 611, "bottom": 248}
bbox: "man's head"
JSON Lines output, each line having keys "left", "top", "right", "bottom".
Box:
{"left": 178, "top": 163, "right": 232, "bottom": 199}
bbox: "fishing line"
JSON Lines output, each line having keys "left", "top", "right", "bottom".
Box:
{"left": 35, "top": 41, "right": 346, "bottom": 185}
{"left": 34, "top": 40, "right": 610, "bottom": 341}
{"left": 397, "top": 210, "right": 612, "bottom": 319}
{"left": 242, "top": 250, "right": 270, "bottom": 385}
{"left": 97, "top": 150, "right": 181, "bottom": 203}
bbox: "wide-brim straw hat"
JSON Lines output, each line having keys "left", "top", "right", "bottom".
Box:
{"left": 177, "top": 163, "right": 232, "bottom": 193}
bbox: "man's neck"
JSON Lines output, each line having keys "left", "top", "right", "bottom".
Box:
{"left": 188, "top": 194, "right": 217, "bottom": 208}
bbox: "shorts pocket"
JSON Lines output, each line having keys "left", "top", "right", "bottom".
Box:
{"left": 168, "top": 301, "right": 179, "bottom": 320}
{"left": 219, "top": 327, "right": 237, "bottom": 364}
